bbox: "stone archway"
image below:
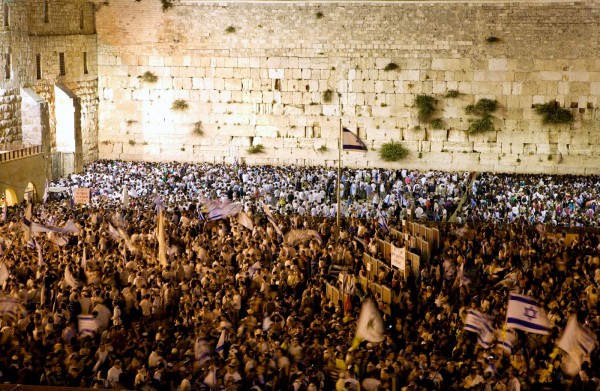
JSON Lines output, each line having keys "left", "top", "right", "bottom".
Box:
{"left": 54, "top": 83, "right": 82, "bottom": 176}
{"left": 24, "top": 181, "right": 37, "bottom": 202}
{"left": 4, "top": 187, "right": 18, "bottom": 206}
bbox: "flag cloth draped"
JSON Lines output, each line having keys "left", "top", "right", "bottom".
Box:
{"left": 557, "top": 316, "right": 597, "bottom": 376}
{"left": 202, "top": 199, "right": 242, "bottom": 221}
{"left": 343, "top": 128, "right": 368, "bottom": 151}
{"left": 78, "top": 314, "right": 98, "bottom": 337}
{"left": 35, "top": 239, "right": 45, "bottom": 267}
{"left": 506, "top": 293, "right": 551, "bottom": 335}
{"left": 464, "top": 309, "right": 496, "bottom": 348}
{"left": 496, "top": 327, "right": 517, "bottom": 354}
{"left": 377, "top": 212, "right": 389, "bottom": 232}
{"left": 0, "top": 296, "right": 18, "bottom": 318}
{"left": 65, "top": 267, "right": 82, "bottom": 289}
{"left": 31, "top": 220, "right": 79, "bottom": 235}
{"left": 194, "top": 336, "right": 211, "bottom": 364}
{"left": 262, "top": 202, "right": 284, "bottom": 240}
{"left": 237, "top": 211, "right": 254, "bottom": 231}
{"left": 284, "top": 229, "right": 323, "bottom": 246}
{"left": 355, "top": 299, "right": 385, "bottom": 343}
{"left": 216, "top": 329, "right": 228, "bottom": 358}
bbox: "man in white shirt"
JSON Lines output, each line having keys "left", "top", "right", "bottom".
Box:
{"left": 106, "top": 360, "right": 123, "bottom": 389}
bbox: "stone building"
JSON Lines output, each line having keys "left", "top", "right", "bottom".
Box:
{"left": 2, "top": 0, "right": 600, "bottom": 204}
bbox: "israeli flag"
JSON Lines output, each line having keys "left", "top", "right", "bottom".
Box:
{"left": 496, "top": 327, "right": 517, "bottom": 354}
{"left": 464, "top": 309, "right": 495, "bottom": 348}
{"left": 343, "top": 128, "right": 368, "bottom": 152}
{"left": 506, "top": 293, "right": 550, "bottom": 335}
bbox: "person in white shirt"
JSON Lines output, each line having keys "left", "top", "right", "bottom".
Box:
{"left": 106, "top": 360, "right": 123, "bottom": 389}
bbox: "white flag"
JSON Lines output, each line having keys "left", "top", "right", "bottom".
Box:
{"left": 78, "top": 314, "right": 98, "bottom": 337}
{"left": 262, "top": 202, "right": 284, "bottom": 240}
{"left": 356, "top": 299, "right": 385, "bottom": 343}
{"left": 464, "top": 309, "right": 495, "bottom": 348}
{"left": 194, "top": 337, "right": 211, "bottom": 364}
{"left": 0, "top": 296, "right": 18, "bottom": 318}
{"left": 557, "top": 316, "right": 597, "bottom": 376}
{"left": 496, "top": 327, "right": 517, "bottom": 354}
{"left": 262, "top": 316, "right": 273, "bottom": 332}
{"left": 35, "top": 239, "right": 45, "bottom": 267}
{"left": 237, "top": 211, "right": 254, "bottom": 231}
{"left": 342, "top": 128, "right": 368, "bottom": 152}
{"left": 506, "top": 293, "right": 551, "bottom": 335}
{"left": 65, "top": 267, "right": 82, "bottom": 289}
{"left": 216, "top": 329, "right": 228, "bottom": 358}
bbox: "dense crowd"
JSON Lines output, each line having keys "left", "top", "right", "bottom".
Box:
{"left": 0, "top": 160, "right": 598, "bottom": 391}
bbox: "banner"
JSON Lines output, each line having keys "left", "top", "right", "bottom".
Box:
{"left": 73, "top": 188, "right": 91, "bottom": 204}
{"left": 391, "top": 245, "right": 406, "bottom": 271}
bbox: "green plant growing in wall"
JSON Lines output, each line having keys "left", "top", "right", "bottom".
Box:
{"left": 128, "top": 139, "right": 136, "bottom": 146}
{"left": 193, "top": 121, "right": 204, "bottom": 136}
{"left": 317, "top": 145, "right": 328, "bottom": 152}
{"left": 315, "top": 11, "right": 324, "bottom": 19}
{"left": 384, "top": 63, "right": 399, "bottom": 72}
{"left": 534, "top": 101, "right": 574, "bottom": 124}
{"left": 468, "top": 115, "right": 494, "bottom": 134}
{"left": 465, "top": 98, "right": 498, "bottom": 116}
{"left": 139, "top": 71, "right": 158, "bottom": 83}
{"left": 379, "top": 141, "right": 409, "bottom": 162}
{"left": 486, "top": 36, "right": 500, "bottom": 43}
{"left": 161, "top": 0, "right": 173, "bottom": 11}
{"left": 430, "top": 118, "right": 445, "bottom": 129}
{"left": 172, "top": 99, "right": 189, "bottom": 111}
{"left": 225, "top": 26, "right": 236, "bottom": 34}
{"left": 445, "top": 90, "right": 460, "bottom": 98}
{"left": 247, "top": 144, "right": 264, "bottom": 154}
{"left": 414, "top": 94, "right": 437, "bottom": 122}
{"left": 323, "top": 89, "right": 334, "bottom": 103}
{"left": 465, "top": 98, "right": 498, "bottom": 134}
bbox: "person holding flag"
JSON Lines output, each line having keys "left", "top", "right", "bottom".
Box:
{"left": 350, "top": 299, "right": 385, "bottom": 351}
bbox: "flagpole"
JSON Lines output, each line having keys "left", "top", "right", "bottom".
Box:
{"left": 337, "top": 118, "right": 342, "bottom": 242}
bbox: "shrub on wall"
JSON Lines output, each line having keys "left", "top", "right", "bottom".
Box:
{"left": 172, "top": 99, "right": 189, "bottom": 111}
{"left": 465, "top": 98, "right": 498, "bottom": 134}
{"left": 384, "top": 63, "right": 399, "bottom": 72}
{"left": 323, "top": 89, "right": 333, "bottom": 103}
{"left": 414, "top": 94, "right": 437, "bottom": 122}
{"left": 465, "top": 98, "right": 498, "bottom": 116}
{"left": 225, "top": 26, "right": 236, "bottom": 34}
{"left": 445, "top": 90, "right": 460, "bottom": 98}
{"left": 379, "top": 141, "right": 408, "bottom": 162}
{"left": 468, "top": 115, "right": 494, "bottom": 134}
{"left": 534, "top": 101, "right": 574, "bottom": 124}
{"left": 247, "top": 144, "right": 264, "bottom": 154}
{"left": 139, "top": 71, "right": 158, "bottom": 83}
{"left": 430, "top": 118, "right": 445, "bottom": 129}
{"left": 161, "top": 0, "right": 173, "bottom": 11}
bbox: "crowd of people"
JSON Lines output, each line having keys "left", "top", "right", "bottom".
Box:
{"left": 0, "top": 160, "right": 598, "bottom": 391}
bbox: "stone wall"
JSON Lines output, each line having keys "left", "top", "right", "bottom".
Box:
{"left": 94, "top": 0, "right": 600, "bottom": 174}
{"left": 0, "top": 0, "right": 98, "bottom": 170}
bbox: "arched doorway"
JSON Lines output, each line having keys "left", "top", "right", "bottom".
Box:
{"left": 4, "top": 187, "right": 18, "bottom": 206}
{"left": 54, "top": 83, "right": 82, "bottom": 176}
{"left": 24, "top": 182, "right": 37, "bottom": 202}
